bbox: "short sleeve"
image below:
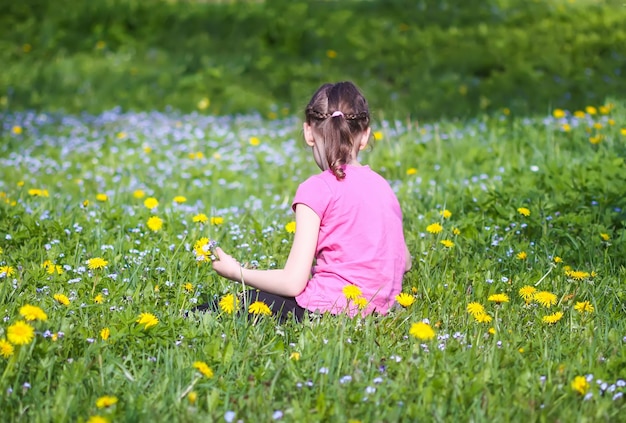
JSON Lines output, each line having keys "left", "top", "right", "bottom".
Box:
{"left": 291, "top": 175, "right": 332, "bottom": 219}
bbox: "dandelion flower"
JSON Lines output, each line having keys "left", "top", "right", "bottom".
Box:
{"left": 87, "top": 416, "right": 109, "bottom": 423}
{"left": 193, "top": 361, "right": 214, "bottom": 378}
{"left": 466, "top": 302, "right": 486, "bottom": 316}
{"left": 426, "top": 223, "right": 443, "bottom": 234}
{"left": 406, "top": 168, "right": 417, "bottom": 176}
{"left": 542, "top": 311, "right": 564, "bottom": 324}
{"left": 553, "top": 256, "right": 563, "bottom": 263}
{"left": 516, "top": 251, "right": 527, "bottom": 260}
{"left": 96, "top": 193, "right": 108, "bottom": 202}
{"left": 574, "top": 301, "right": 594, "bottom": 314}
{"left": 183, "top": 282, "right": 193, "bottom": 292}
{"left": 147, "top": 216, "right": 163, "bottom": 232}
{"left": 533, "top": 291, "right": 557, "bottom": 308}
{"left": 342, "top": 285, "right": 362, "bottom": 300}
{"left": 144, "top": 197, "right": 159, "bottom": 209}
{"left": 87, "top": 257, "right": 108, "bottom": 270}
{"left": 173, "top": 196, "right": 187, "bottom": 204}
{"left": 19, "top": 304, "right": 47, "bottom": 321}
{"left": 248, "top": 301, "right": 272, "bottom": 316}
{"left": 353, "top": 297, "right": 368, "bottom": 310}
{"left": 0, "top": 339, "right": 15, "bottom": 358}
{"left": 585, "top": 106, "right": 597, "bottom": 115}
{"left": 452, "top": 228, "right": 461, "bottom": 235}
{"left": 249, "top": 137, "right": 260, "bottom": 146}
{"left": 566, "top": 270, "right": 590, "bottom": 281}
{"left": 197, "top": 97, "right": 210, "bottom": 110}
{"left": 289, "top": 352, "right": 301, "bottom": 361}
{"left": 187, "top": 391, "right": 198, "bottom": 406}
{"left": 0, "top": 265, "right": 15, "bottom": 277}
{"left": 488, "top": 293, "right": 510, "bottom": 304}
{"left": 285, "top": 221, "right": 296, "bottom": 233}
{"left": 133, "top": 190, "right": 145, "bottom": 199}
{"left": 552, "top": 109, "right": 565, "bottom": 119}
{"left": 488, "top": 327, "right": 496, "bottom": 335}
{"left": 373, "top": 131, "right": 383, "bottom": 141}
{"left": 600, "top": 233, "right": 610, "bottom": 241}
{"left": 409, "top": 322, "right": 435, "bottom": 341}
{"left": 218, "top": 294, "right": 240, "bottom": 314}
{"left": 440, "top": 239, "right": 454, "bottom": 248}
{"left": 517, "top": 207, "right": 530, "bottom": 217}
{"left": 396, "top": 293, "right": 416, "bottom": 307}
{"left": 210, "top": 216, "right": 224, "bottom": 225}
{"left": 95, "top": 395, "right": 118, "bottom": 409}
{"left": 193, "top": 213, "right": 209, "bottom": 223}
{"left": 94, "top": 294, "right": 104, "bottom": 304}
{"left": 439, "top": 209, "right": 452, "bottom": 219}
{"left": 473, "top": 313, "right": 493, "bottom": 323}
{"left": 53, "top": 293, "right": 70, "bottom": 306}
{"left": 136, "top": 312, "right": 159, "bottom": 329}
{"left": 7, "top": 321, "right": 35, "bottom": 345}
{"left": 518, "top": 286, "right": 536, "bottom": 302}
{"left": 571, "top": 376, "right": 590, "bottom": 395}
{"left": 100, "top": 328, "right": 110, "bottom": 341}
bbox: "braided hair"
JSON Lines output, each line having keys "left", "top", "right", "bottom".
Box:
{"left": 304, "top": 82, "right": 370, "bottom": 180}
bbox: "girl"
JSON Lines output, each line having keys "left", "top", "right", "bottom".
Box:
{"left": 210, "top": 81, "right": 412, "bottom": 321}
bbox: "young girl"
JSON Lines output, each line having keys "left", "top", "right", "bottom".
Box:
{"left": 210, "top": 81, "right": 412, "bottom": 321}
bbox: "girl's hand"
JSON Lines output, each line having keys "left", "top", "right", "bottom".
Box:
{"left": 211, "top": 247, "right": 242, "bottom": 282}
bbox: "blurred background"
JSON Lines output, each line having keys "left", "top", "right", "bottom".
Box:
{"left": 1, "top": 0, "right": 624, "bottom": 120}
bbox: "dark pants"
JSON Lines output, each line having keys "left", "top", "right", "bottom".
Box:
{"left": 193, "top": 289, "right": 306, "bottom": 322}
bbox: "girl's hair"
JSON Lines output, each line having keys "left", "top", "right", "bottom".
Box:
{"left": 305, "top": 81, "right": 370, "bottom": 180}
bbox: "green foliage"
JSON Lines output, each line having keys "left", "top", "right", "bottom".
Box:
{"left": 1, "top": 0, "right": 625, "bottom": 118}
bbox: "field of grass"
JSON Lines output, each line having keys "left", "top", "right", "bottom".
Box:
{"left": 1, "top": 101, "right": 625, "bottom": 421}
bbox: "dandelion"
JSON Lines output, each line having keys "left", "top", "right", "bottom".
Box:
{"left": 192, "top": 213, "right": 209, "bottom": 223}
{"left": 87, "top": 416, "right": 109, "bottom": 423}
{"left": 342, "top": 285, "right": 362, "bottom": 300}
{"left": 285, "top": 221, "right": 296, "bottom": 233}
{"left": 210, "top": 216, "right": 224, "bottom": 225}
{"left": 571, "top": 376, "right": 590, "bottom": 395}
{"left": 534, "top": 291, "right": 557, "bottom": 308}
{"left": 353, "top": 297, "right": 368, "bottom": 310}
{"left": 173, "top": 196, "right": 187, "bottom": 204}
{"left": 146, "top": 216, "right": 163, "bottom": 232}
{"left": 518, "top": 285, "right": 536, "bottom": 302}
{"left": 19, "top": 305, "right": 47, "bottom": 321}
{"left": 516, "top": 251, "right": 527, "bottom": 260}
{"left": 554, "top": 256, "right": 563, "bottom": 263}
{"left": 439, "top": 209, "right": 452, "bottom": 219}
{"left": 621, "top": 128, "right": 626, "bottom": 136}
{"left": 426, "top": 223, "right": 443, "bottom": 234}
{"left": 0, "top": 339, "right": 14, "bottom": 358}
{"left": 473, "top": 313, "right": 493, "bottom": 323}
{"left": 588, "top": 135, "right": 602, "bottom": 145}
{"left": 0, "top": 265, "right": 16, "bottom": 277}
{"left": 552, "top": 109, "right": 566, "bottom": 119}
{"left": 87, "top": 257, "right": 108, "bottom": 270}
{"left": 574, "top": 301, "right": 594, "bottom": 314}
{"left": 566, "top": 270, "right": 590, "bottom": 281}
{"left": 249, "top": 137, "right": 260, "bottom": 146}
{"left": 466, "top": 302, "right": 485, "bottom": 316}
{"left": 95, "top": 396, "right": 118, "bottom": 409}
{"left": 12, "top": 125, "right": 23, "bottom": 135}
{"left": 542, "top": 311, "right": 564, "bottom": 324}
{"left": 144, "top": 197, "right": 158, "bottom": 209}
{"left": 187, "top": 391, "right": 197, "bottom": 406}
{"left": 193, "top": 361, "right": 214, "bottom": 378}
{"left": 100, "top": 328, "right": 110, "bottom": 341}
{"left": 406, "top": 168, "right": 417, "bottom": 176}
{"left": 183, "top": 282, "right": 193, "bottom": 292}
{"left": 600, "top": 233, "right": 610, "bottom": 241}
{"left": 517, "top": 207, "right": 530, "bottom": 217}
{"left": 289, "top": 352, "right": 301, "bottom": 361}
{"left": 562, "top": 123, "right": 571, "bottom": 132}
{"left": 452, "top": 228, "right": 461, "bottom": 235}
{"left": 7, "top": 321, "right": 35, "bottom": 345}
{"left": 197, "top": 97, "right": 210, "bottom": 110}
{"left": 440, "top": 240, "right": 454, "bottom": 248}
{"left": 94, "top": 294, "right": 104, "bottom": 304}
{"left": 248, "top": 301, "right": 272, "bottom": 316}
{"left": 373, "top": 131, "right": 384, "bottom": 141}
{"left": 96, "top": 193, "right": 108, "bottom": 202}
{"left": 136, "top": 312, "right": 159, "bottom": 329}
{"left": 488, "top": 327, "right": 496, "bottom": 335}
{"left": 585, "top": 106, "right": 597, "bottom": 115}
{"left": 133, "top": 190, "right": 145, "bottom": 199}
{"left": 396, "top": 293, "right": 416, "bottom": 307}
{"left": 488, "top": 293, "right": 510, "bottom": 304}
{"left": 326, "top": 49, "right": 337, "bottom": 59}
{"left": 53, "top": 293, "right": 70, "bottom": 306}
{"left": 409, "top": 322, "right": 435, "bottom": 341}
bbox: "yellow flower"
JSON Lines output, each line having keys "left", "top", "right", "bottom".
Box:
{"left": 554, "top": 256, "right": 563, "bottom": 263}
{"left": 289, "top": 352, "right": 301, "bottom": 361}
{"left": 28, "top": 188, "right": 49, "bottom": 197}
{"left": 353, "top": 297, "right": 368, "bottom": 310}
{"left": 19, "top": 305, "right": 47, "bottom": 321}
{"left": 373, "top": 131, "right": 384, "bottom": 141}
{"left": 100, "top": 328, "right": 110, "bottom": 341}
{"left": 487, "top": 293, "right": 509, "bottom": 303}
{"left": 87, "top": 257, "right": 108, "bottom": 270}
{"left": 561, "top": 123, "right": 571, "bottom": 132}
{"left": 439, "top": 209, "right": 452, "bottom": 219}
{"left": 574, "top": 301, "right": 594, "bottom": 314}
{"left": 197, "top": 97, "right": 210, "bottom": 110}
{"left": 518, "top": 285, "right": 536, "bottom": 302}
{"left": 621, "top": 128, "right": 626, "bottom": 136}
{"left": 466, "top": 302, "right": 485, "bottom": 316}
{"left": 516, "top": 251, "right": 527, "bottom": 260}
{"left": 395, "top": 293, "right": 416, "bottom": 307}
{"left": 248, "top": 301, "right": 272, "bottom": 316}
{"left": 87, "top": 416, "right": 109, "bottom": 423}
{"left": 193, "top": 213, "right": 209, "bottom": 223}
{"left": 193, "top": 361, "right": 214, "bottom": 378}
{"left": 12, "top": 125, "right": 23, "bottom": 135}
{"left": 517, "top": 207, "right": 530, "bottom": 217}
{"left": 566, "top": 270, "right": 590, "bottom": 280}
{"left": 588, "top": 135, "right": 602, "bottom": 145}
{"left": 218, "top": 294, "right": 240, "bottom": 314}
{"left": 552, "top": 109, "right": 566, "bottom": 119}
{"left": 7, "top": 321, "right": 35, "bottom": 345}
{"left": 53, "top": 293, "right": 70, "bottom": 306}
{"left": 440, "top": 239, "right": 454, "bottom": 248}
{"left": 542, "top": 311, "right": 564, "bottom": 324}
{"left": 600, "top": 233, "right": 610, "bottom": 241}
{"left": 426, "top": 223, "right": 443, "bottom": 234}
{"left": 342, "top": 284, "right": 362, "bottom": 300}
{"left": 96, "top": 193, "right": 108, "bottom": 202}
{"left": 146, "top": 216, "right": 163, "bottom": 232}
{"left": 94, "top": 294, "right": 104, "bottom": 304}
{"left": 82, "top": 200, "right": 90, "bottom": 207}
{"left": 409, "top": 322, "right": 435, "bottom": 341}
{"left": 406, "top": 168, "right": 417, "bottom": 176}
{"left": 599, "top": 105, "right": 611, "bottom": 114}
{"left": 210, "top": 216, "right": 224, "bottom": 225}
{"left": 144, "top": 197, "right": 159, "bottom": 209}
{"left": 173, "top": 196, "right": 187, "bottom": 204}
{"left": 95, "top": 395, "right": 118, "bottom": 409}
{"left": 488, "top": 327, "right": 496, "bottom": 335}
{"left": 0, "top": 339, "right": 15, "bottom": 358}
{"left": 473, "top": 312, "right": 492, "bottom": 323}
{"left": 136, "top": 312, "right": 159, "bottom": 329}
{"left": 0, "top": 265, "right": 16, "bottom": 277}
{"left": 452, "top": 228, "right": 461, "bottom": 236}
{"left": 585, "top": 106, "right": 597, "bottom": 115}
{"left": 249, "top": 137, "right": 260, "bottom": 146}
{"left": 571, "top": 376, "right": 590, "bottom": 395}
{"left": 533, "top": 291, "right": 557, "bottom": 308}
{"left": 187, "top": 391, "right": 198, "bottom": 406}
{"left": 183, "top": 282, "right": 193, "bottom": 292}
{"left": 285, "top": 221, "right": 296, "bottom": 233}
{"left": 133, "top": 189, "right": 146, "bottom": 199}
{"left": 326, "top": 49, "right": 337, "bottom": 59}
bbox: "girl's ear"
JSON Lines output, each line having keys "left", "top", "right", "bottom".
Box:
{"left": 358, "top": 127, "right": 371, "bottom": 150}
{"left": 303, "top": 122, "right": 315, "bottom": 147}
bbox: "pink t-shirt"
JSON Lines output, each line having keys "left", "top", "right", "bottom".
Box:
{"left": 292, "top": 165, "right": 406, "bottom": 316}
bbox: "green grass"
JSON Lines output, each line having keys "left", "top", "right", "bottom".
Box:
{"left": 0, "top": 101, "right": 625, "bottom": 421}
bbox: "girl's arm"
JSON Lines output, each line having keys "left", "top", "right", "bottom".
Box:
{"left": 404, "top": 244, "right": 412, "bottom": 273}
{"left": 211, "top": 204, "right": 320, "bottom": 297}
